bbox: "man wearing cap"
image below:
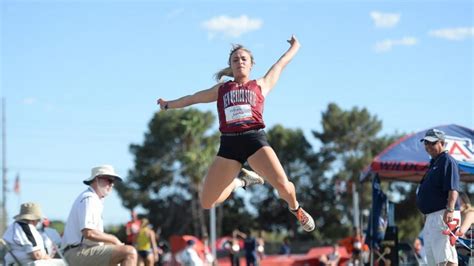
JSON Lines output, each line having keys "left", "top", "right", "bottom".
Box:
{"left": 416, "top": 129, "right": 461, "bottom": 266}
{"left": 62, "top": 165, "right": 137, "bottom": 266}
{"left": 2, "top": 202, "right": 65, "bottom": 265}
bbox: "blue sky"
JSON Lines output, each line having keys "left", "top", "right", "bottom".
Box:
{"left": 1, "top": 0, "right": 472, "bottom": 226}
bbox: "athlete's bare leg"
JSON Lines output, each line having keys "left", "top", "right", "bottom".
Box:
{"left": 200, "top": 156, "right": 242, "bottom": 209}
{"left": 247, "top": 146, "right": 298, "bottom": 210}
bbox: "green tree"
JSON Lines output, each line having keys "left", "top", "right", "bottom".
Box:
{"left": 311, "top": 103, "right": 398, "bottom": 240}
{"left": 247, "top": 124, "right": 335, "bottom": 243}
{"left": 116, "top": 109, "right": 218, "bottom": 238}
{"left": 251, "top": 125, "right": 315, "bottom": 233}
{"left": 390, "top": 183, "right": 424, "bottom": 242}
{"left": 116, "top": 108, "right": 257, "bottom": 239}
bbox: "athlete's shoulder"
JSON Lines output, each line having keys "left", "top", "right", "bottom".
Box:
{"left": 215, "top": 81, "right": 233, "bottom": 92}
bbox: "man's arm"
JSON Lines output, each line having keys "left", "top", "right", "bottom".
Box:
{"left": 443, "top": 190, "right": 459, "bottom": 224}
{"left": 29, "top": 249, "right": 50, "bottom": 260}
{"left": 82, "top": 228, "right": 122, "bottom": 245}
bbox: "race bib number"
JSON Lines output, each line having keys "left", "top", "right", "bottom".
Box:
{"left": 225, "top": 104, "right": 252, "bottom": 123}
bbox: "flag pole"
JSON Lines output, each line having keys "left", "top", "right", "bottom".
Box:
{"left": 210, "top": 206, "right": 216, "bottom": 265}
{"left": 1, "top": 98, "right": 7, "bottom": 235}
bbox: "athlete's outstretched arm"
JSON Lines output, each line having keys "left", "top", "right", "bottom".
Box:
{"left": 257, "top": 35, "right": 300, "bottom": 97}
{"left": 157, "top": 83, "right": 222, "bottom": 111}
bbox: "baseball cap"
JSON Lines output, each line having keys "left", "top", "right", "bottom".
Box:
{"left": 420, "top": 128, "right": 446, "bottom": 143}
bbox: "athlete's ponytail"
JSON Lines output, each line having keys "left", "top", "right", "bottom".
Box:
{"left": 214, "top": 67, "right": 234, "bottom": 82}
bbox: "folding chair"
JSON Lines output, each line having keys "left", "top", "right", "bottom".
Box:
{"left": 50, "top": 241, "right": 68, "bottom": 266}
{"left": 374, "top": 246, "right": 391, "bottom": 265}
{"left": 0, "top": 238, "right": 23, "bottom": 266}
{"left": 443, "top": 225, "right": 473, "bottom": 266}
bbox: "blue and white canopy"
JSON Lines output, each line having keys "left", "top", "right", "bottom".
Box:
{"left": 362, "top": 124, "right": 474, "bottom": 182}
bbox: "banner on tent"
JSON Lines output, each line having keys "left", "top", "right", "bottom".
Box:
{"left": 445, "top": 135, "right": 473, "bottom": 163}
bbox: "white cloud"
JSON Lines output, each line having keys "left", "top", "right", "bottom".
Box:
{"left": 374, "top": 37, "right": 417, "bottom": 53}
{"left": 22, "top": 97, "right": 37, "bottom": 105}
{"left": 370, "top": 11, "right": 401, "bottom": 28}
{"left": 428, "top": 27, "right": 474, "bottom": 41}
{"left": 202, "top": 15, "right": 263, "bottom": 39}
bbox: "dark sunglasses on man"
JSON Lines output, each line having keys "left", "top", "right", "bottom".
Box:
{"left": 99, "top": 175, "right": 116, "bottom": 185}
{"left": 423, "top": 140, "right": 438, "bottom": 146}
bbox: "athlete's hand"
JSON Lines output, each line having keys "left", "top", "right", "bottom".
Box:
{"left": 287, "top": 34, "right": 300, "bottom": 47}
{"left": 157, "top": 98, "right": 169, "bottom": 111}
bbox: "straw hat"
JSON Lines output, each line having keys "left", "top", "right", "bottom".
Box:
{"left": 14, "top": 202, "right": 42, "bottom": 221}
{"left": 83, "top": 165, "right": 123, "bottom": 185}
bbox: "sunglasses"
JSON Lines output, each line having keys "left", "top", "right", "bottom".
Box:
{"left": 423, "top": 140, "right": 438, "bottom": 146}
{"left": 99, "top": 176, "right": 115, "bottom": 185}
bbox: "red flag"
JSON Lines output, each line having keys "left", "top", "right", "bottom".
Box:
{"left": 13, "top": 174, "right": 20, "bottom": 194}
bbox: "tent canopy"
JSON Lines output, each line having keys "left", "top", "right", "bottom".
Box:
{"left": 362, "top": 124, "right": 474, "bottom": 183}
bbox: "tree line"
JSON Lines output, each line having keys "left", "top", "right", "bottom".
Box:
{"left": 115, "top": 102, "right": 426, "bottom": 244}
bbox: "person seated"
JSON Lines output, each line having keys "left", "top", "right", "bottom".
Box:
{"left": 456, "top": 192, "right": 474, "bottom": 237}
{"left": 413, "top": 238, "right": 427, "bottom": 265}
{"left": 177, "top": 239, "right": 203, "bottom": 266}
{"left": 279, "top": 237, "right": 291, "bottom": 255}
{"left": 458, "top": 212, "right": 474, "bottom": 236}
{"left": 319, "top": 244, "right": 340, "bottom": 266}
{"left": 61, "top": 165, "right": 137, "bottom": 266}
{"left": 38, "top": 217, "right": 62, "bottom": 258}
{"left": 2, "top": 202, "right": 65, "bottom": 266}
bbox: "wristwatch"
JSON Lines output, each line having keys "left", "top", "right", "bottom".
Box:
{"left": 446, "top": 206, "right": 455, "bottom": 212}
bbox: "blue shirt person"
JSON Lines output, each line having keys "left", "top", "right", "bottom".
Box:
{"left": 279, "top": 237, "right": 291, "bottom": 255}
{"left": 243, "top": 235, "right": 258, "bottom": 266}
{"left": 415, "top": 128, "right": 461, "bottom": 265}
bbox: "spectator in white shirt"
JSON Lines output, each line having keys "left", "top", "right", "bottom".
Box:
{"left": 2, "top": 202, "right": 65, "bottom": 266}
{"left": 62, "top": 165, "right": 137, "bottom": 266}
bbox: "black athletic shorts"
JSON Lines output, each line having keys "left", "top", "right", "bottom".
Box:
{"left": 138, "top": 250, "right": 152, "bottom": 260}
{"left": 217, "top": 129, "right": 270, "bottom": 164}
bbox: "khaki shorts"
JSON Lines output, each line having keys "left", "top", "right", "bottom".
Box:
{"left": 423, "top": 209, "right": 461, "bottom": 265}
{"left": 64, "top": 245, "right": 114, "bottom": 266}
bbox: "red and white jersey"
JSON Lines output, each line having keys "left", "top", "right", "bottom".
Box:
{"left": 217, "top": 80, "right": 265, "bottom": 133}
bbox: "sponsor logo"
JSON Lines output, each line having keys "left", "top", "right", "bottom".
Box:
{"left": 445, "top": 136, "right": 474, "bottom": 163}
